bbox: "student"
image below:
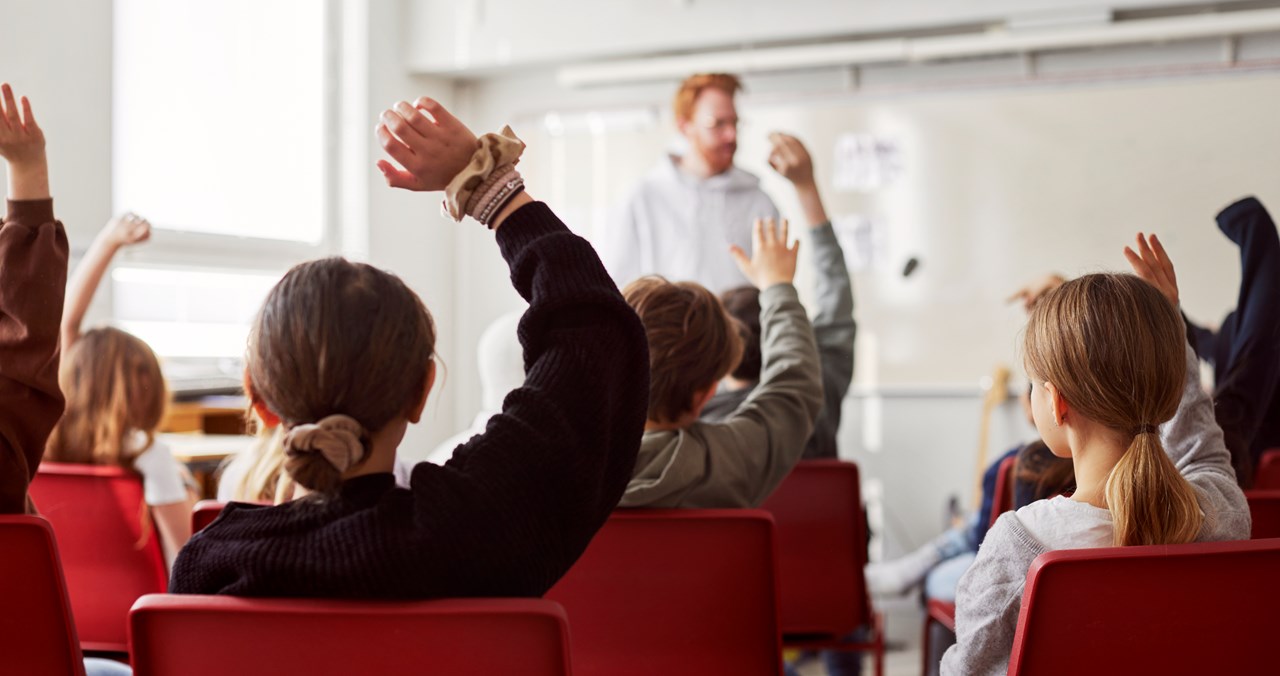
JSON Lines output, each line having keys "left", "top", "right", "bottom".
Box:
{"left": 44, "top": 212, "right": 198, "bottom": 567}
{"left": 1011, "top": 198, "right": 1280, "bottom": 488}
{"left": 1184, "top": 197, "right": 1280, "bottom": 487}
{"left": 701, "top": 132, "right": 855, "bottom": 464}
{"left": 170, "top": 98, "right": 649, "bottom": 598}
{"left": 940, "top": 235, "right": 1251, "bottom": 674}
{"left": 618, "top": 216, "right": 822, "bottom": 509}
{"left": 0, "top": 83, "right": 69, "bottom": 516}
{"left": 0, "top": 84, "right": 131, "bottom": 676}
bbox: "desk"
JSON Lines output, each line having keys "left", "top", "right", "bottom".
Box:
{"left": 161, "top": 432, "right": 251, "bottom": 498}
{"left": 162, "top": 396, "right": 248, "bottom": 435}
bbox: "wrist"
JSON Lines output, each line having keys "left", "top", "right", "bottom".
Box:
{"left": 6, "top": 157, "right": 50, "bottom": 201}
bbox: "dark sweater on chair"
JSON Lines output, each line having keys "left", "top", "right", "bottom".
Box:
{"left": 170, "top": 202, "right": 649, "bottom": 598}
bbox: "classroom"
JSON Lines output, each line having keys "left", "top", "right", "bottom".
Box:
{"left": 3, "top": 0, "right": 1279, "bottom": 674}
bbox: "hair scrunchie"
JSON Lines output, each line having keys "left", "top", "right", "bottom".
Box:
{"left": 1133, "top": 423, "right": 1160, "bottom": 436}
{"left": 283, "top": 414, "right": 367, "bottom": 473}
{"left": 441, "top": 125, "right": 525, "bottom": 223}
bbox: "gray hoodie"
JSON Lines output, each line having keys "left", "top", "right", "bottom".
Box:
{"left": 618, "top": 283, "right": 822, "bottom": 508}
{"left": 940, "top": 342, "right": 1252, "bottom": 675}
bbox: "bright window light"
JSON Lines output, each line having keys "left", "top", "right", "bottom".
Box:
{"left": 112, "top": 267, "right": 282, "bottom": 359}
{"left": 113, "top": 0, "right": 327, "bottom": 242}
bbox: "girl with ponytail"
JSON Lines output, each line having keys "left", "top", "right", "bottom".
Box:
{"left": 941, "top": 234, "right": 1251, "bottom": 675}
{"left": 170, "top": 98, "right": 649, "bottom": 599}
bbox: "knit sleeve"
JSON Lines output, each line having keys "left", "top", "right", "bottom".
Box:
{"left": 418, "top": 201, "right": 649, "bottom": 595}
{"left": 0, "top": 199, "right": 68, "bottom": 515}
{"left": 941, "top": 514, "right": 1039, "bottom": 676}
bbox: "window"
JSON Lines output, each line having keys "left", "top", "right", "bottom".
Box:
{"left": 111, "top": 0, "right": 335, "bottom": 369}
{"left": 112, "top": 267, "right": 280, "bottom": 360}
{"left": 113, "top": 0, "right": 329, "bottom": 243}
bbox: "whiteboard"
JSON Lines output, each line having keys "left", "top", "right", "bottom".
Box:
{"left": 512, "top": 72, "right": 1280, "bottom": 388}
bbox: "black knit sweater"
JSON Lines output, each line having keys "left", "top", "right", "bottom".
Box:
{"left": 170, "top": 202, "right": 649, "bottom": 598}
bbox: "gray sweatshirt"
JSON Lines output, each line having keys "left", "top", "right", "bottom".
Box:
{"left": 940, "top": 342, "right": 1252, "bottom": 675}
{"left": 619, "top": 283, "right": 823, "bottom": 508}
{"left": 701, "top": 223, "right": 856, "bottom": 460}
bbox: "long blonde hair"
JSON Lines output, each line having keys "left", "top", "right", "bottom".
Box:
{"left": 46, "top": 327, "right": 168, "bottom": 469}
{"left": 228, "top": 417, "right": 296, "bottom": 504}
{"left": 1024, "top": 273, "right": 1202, "bottom": 546}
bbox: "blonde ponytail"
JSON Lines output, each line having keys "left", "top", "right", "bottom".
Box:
{"left": 1105, "top": 429, "right": 1202, "bottom": 546}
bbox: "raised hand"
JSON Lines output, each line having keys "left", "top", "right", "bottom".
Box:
{"left": 1124, "top": 232, "right": 1179, "bottom": 307}
{"left": 0, "top": 83, "right": 43, "bottom": 166}
{"left": 730, "top": 218, "right": 800, "bottom": 290}
{"left": 767, "top": 132, "right": 815, "bottom": 188}
{"left": 1007, "top": 273, "right": 1067, "bottom": 312}
{"left": 0, "top": 83, "right": 48, "bottom": 200}
{"left": 375, "top": 98, "right": 479, "bottom": 192}
{"left": 104, "top": 212, "right": 152, "bottom": 248}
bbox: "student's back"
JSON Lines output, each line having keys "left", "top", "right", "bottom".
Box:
{"left": 618, "top": 218, "right": 822, "bottom": 509}
{"left": 170, "top": 100, "right": 649, "bottom": 599}
{"left": 941, "top": 241, "right": 1250, "bottom": 675}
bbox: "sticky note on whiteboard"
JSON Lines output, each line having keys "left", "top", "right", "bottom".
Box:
{"left": 833, "top": 133, "right": 903, "bottom": 192}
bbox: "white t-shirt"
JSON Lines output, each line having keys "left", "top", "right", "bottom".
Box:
{"left": 1014, "top": 495, "right": 1114, "bottom": 550}
{"left": 129, "top": 431, "right": 191, "bottom": 506}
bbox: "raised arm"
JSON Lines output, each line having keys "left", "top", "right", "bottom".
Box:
{"left": 375, "top": 98, "right": 649, "bottom": 595}
{"left": 698, "top": 218, "right": 822, "bottom": 506}
{"left": 1125, "top": 232, "right": 1251, "bottom": 540}
{"left": 0, "top": 84, "right": 69, "bottom": 514}
{"left": 770, "top": 132, "right": 855, "bottom": 458}
{"left": 62, "top": 213, "right": 151, "bottom": 350}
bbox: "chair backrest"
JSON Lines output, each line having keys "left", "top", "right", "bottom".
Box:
{"left": 545, "top": 509, "right": 781, "bottom": 676}
{"left": 191, "top": 499, "right": 226, "bottom": 533}
{"left": 988, "top": 454, "right": 1017, "bottom": 528}
{"left": 1245, "top": 490, "right": 1280, "bottom": 539}
{"left": 130, "top": 594, "right": 572, "bottom": 676}
{"left": 29, "top": 462, "right": 169, "bottom": 653}
{"left": 1255, "top": 449, "right": 1280, "bottom": 490}
{"left": 760, "top": 459, "right": 869, "bottom": 636}
{"left": 0, "top": 515, "right": 87, "bottom": 676}
{"left": 1008, "top": 538, "right": 1280, "bottom": 675}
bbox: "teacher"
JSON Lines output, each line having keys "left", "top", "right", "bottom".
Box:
{"left": 601, "top": 73, "right": 780, "bottom": 292}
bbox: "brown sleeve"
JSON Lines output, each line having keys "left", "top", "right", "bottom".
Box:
{"left": 0, "top": 199, "right": 68, "bottom": 514}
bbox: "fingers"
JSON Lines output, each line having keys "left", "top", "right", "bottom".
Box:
{"left": 376, "top": 159, "right": 420, "bottom": 190}
{"left": 779, "top": 219, "right": 791, "bottom": 251}
{"left": 1149, "top": 233, "right": 1176, "bottom": 285}
{"left": 20, "top": 96, "right": 37, "bottom": 130}
{"left": 1123, "top": 245, "right": 1150, "bottom": 279}
{"left": 380, "top": 109, "right": 427, "bottom": 151}
{"left": 414, "top": 97, "right": 460, "bottom": 130}
{"left": 729, "top": 245, "right": 751, "bottom": 274}
{"left": 393, "top": 101, "right": 435, "bottom": 139}
{"left": 1, "top": 83, "right": 18, "bottom": 127}
{"left": 375, "top": 123, "right": 417, "bottom": 169}
{"left": 751, "top": 218, "right": 765, "bottom": 255}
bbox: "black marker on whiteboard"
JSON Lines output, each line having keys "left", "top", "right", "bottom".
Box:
{"left": 902, "top": 256, "right": 920, "bottom": 278}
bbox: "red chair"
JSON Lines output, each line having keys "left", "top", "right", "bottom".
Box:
{"left": 1254, "top": 449, "right": 1280, "bottom": 489}
{"left": 987, "top": 455, "right": 1017, "bottom": 528}
{"left": 0, "top": 515, "right": 87, "bottom": 676}
{"left": 1245, "top": 490, "right": 1280, "bottom": 539}
{"left": 759, "top": 460, "right": 884, "bottom": 676}
{"left": 191, "top": 499, "right": 226, "bottom": 533}
{"left": 545, "top": 510, "right": 781, "bottom": 676}
{"left": 1008, "top": 538, "right": 1280, "bottom": 674}
{"left": 29, "top": 462, "right": 169, "bottom": 653}
{"left": 130, "top": 594, "right": 572, "bottom": 676}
